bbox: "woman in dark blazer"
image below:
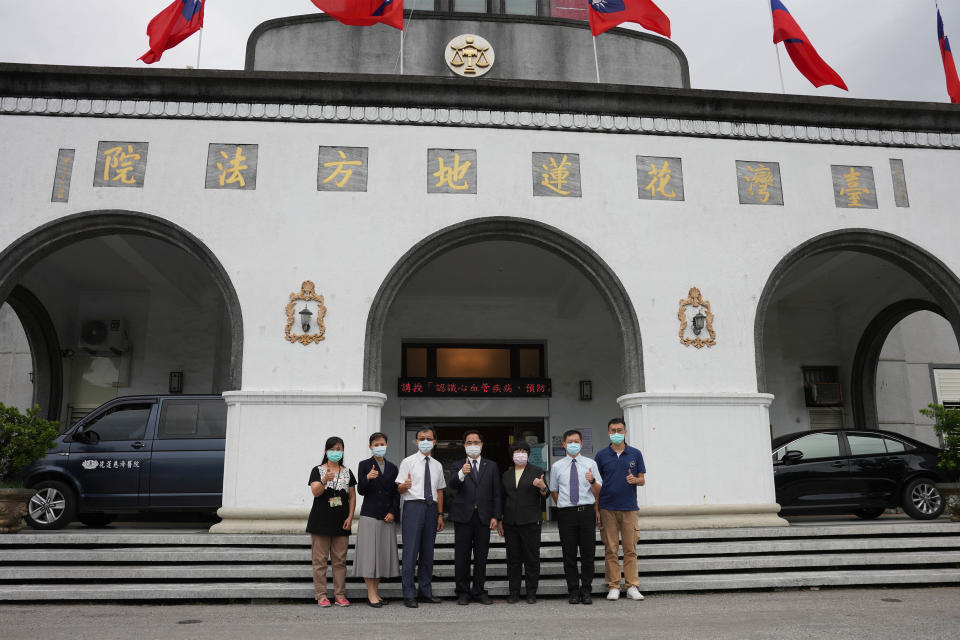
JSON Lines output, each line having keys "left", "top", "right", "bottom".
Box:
{"left": 353, "top": 431, "right": 401, "bottom": 607}
{"left": 498, "top": 440, "right": 549, "bottom": 604}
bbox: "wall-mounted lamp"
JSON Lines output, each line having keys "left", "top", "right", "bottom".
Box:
{"left": 169, "top": 371, "right": 184, "bottom": 394}
{"left": 579, "top": 380, "right": 593, "bottom": 401}
{"left": 692, "top": 308, "right": 707, "bottom": 336}
{"left": 299, "top": 306, "right": 313, "bottom": 333}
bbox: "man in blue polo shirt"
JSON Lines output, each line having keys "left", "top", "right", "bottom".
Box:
{"left": 595, "top": 417, "right": 646, "bottom": 602}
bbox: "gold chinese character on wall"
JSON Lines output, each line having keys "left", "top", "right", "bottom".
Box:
{"left": 318, "top": 146, "right": 369, "bottom": 192}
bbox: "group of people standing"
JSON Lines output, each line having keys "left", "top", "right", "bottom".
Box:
{"left": 305, "top": 418, "right": 646, "bottom": 608}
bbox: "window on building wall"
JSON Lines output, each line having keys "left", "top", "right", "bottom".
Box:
{"left": 402, "top": 343, "right": 545, "bottom": 378}
{"left": 452, "top": 0, "right": 489, "bottom": 12}
{"left": 504, "top": 0, "right": 538, "bottom": 14}
{"left": 933, "top": 368, "right": 960, "bottom": 409}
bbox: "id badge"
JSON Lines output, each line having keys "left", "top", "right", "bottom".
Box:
{"left": 328, "top": 496, "right": 343, "bottom": 507}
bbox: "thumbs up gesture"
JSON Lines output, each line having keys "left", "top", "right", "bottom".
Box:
{"left": 532, "top": 474, "right": 546, "bottom": 490}
{"left": 626, "top": 470, "right": 637, "bottom": 485}
{"left": 366, "top": 465, "right": 380, "bottom": 480}
{"left": 403, "top": 473, "right": 413, "bottom": 491}
{"left": 585, "top": 467, "right": 594, "bottom": 484}
{"left": 322, "top": 466, "right": 335, "bottom": 484}
{"left": 462, "top": 460, "right": 473, "bottom": 476}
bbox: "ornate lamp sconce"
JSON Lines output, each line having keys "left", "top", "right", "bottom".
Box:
{"left": 678, "top": 287, "right": 716, "bottom": 349}
{"left": 285, "top": 281, "right": 327, "bottom": 345}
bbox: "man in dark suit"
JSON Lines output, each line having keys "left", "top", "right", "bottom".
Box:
{"left": 498, "top": 440, "right": 548, "bottom": 604}
{"left": 448, "top": 429, "right": 501, "bottom": 605}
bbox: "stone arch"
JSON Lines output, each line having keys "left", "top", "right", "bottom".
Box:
{"left": 363, "top": 216, "right": 644, "bottom": 393}
{"left": 4, "top": 285, "right": 62, "bottom": 420}
{"left": 754, "top": 229, "right": 960, "bottom": 394}
{"left": 0, "top": 210, "right": 243, "bottom": 391}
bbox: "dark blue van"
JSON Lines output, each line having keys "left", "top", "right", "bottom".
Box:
{"left": 21, "top": 395, "right": 227, "bottom": 529}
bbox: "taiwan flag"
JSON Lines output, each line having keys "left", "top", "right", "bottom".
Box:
{"left": 938, "top": 9, "right": 960, "bottom": 103}
{"left": 309, "top": 0, "right": 404, "bottom": 30}
{"left": 588, "top": 0, "right": 670, "bottom": 38}
{"left": 770, "top": 0, "right": 847, "bottom": 90}
{"left": 139, "top": 0, "right": 205, "bottom": 64}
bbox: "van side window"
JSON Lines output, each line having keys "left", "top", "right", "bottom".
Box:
{"left": 159, "top": 400, "right": 227, "bottom": 439}
{"left": 84, "top": 404, "right": 152, "bottom": 441}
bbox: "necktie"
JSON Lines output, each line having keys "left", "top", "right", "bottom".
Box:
{"left": 424, "top": 457, "right": 433, "bottom": 505}
{"left": 569, "top": 459, "right": 579, "bottom": 506}
{"left": 471, "top": 459, "right": 479, "bottom": 482}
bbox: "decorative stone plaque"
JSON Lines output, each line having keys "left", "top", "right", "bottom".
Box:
{"left": 445, "top": 34, "right": 495, "bottom": 78}
{"left": 736, "top": 161, "right": 783, "bottom": 205}
{"left": 51, "top": 149, "right": 75, "bottom": 203}
{"left": 890, "top": 159, "right": 909, "bottom": 208}
{"left": 637, "top": 156, "right": 684, "bottom": 201}
{"left": 318, "top": 146, "right": 368, "bottom": 192}
{"left": 533, "top": 152, "right": 581, "bottom": 197}
{"left": 831, "top": 165, "right": 878, "bottom": 209}
{"left": 206, "top": 144, "right": 258, "bottom": 190}
{"left": 428, "top": 149, "right": 477, "bottom": 194}
{"left": 94, "top": 142, "right": 148, "bottom": 188}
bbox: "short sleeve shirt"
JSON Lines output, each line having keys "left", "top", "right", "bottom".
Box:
{"left": 396, "top": 452, "right": 446, "bottom": 502}
{"left": 548, "top": 455, "right": 602, "bottom": 508}
{"left": 596, "top": 444, "right": 646, "bottom": 511}
{"left": 306, "top": 464, "right": 356, "bottom": 536}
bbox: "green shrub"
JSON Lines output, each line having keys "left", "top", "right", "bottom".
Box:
{"left": 919, "top": 403, "right": 960, "bottom": 480}
{"left": 0, "top": 403, "right": 59, "bottom": 485}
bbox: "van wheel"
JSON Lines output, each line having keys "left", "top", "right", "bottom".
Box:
{"left": 902, "top": 478, "right": 945, "bottom": 520}
{"left": 25, "top": 480, "right": 76, "bottom": 530}
{"left": 78, "top": 513, "right": 116, "bottom": 528}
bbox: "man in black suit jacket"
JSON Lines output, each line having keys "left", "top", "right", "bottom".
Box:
{"left": 497, "top": 440, "right": 548, "bottom": 604}
{"left": 447, "top": 429, "right": 501, "bottom": 605}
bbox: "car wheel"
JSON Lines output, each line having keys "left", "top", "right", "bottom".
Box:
{"left": 853, "top": 507, "right": 886, "bottom": 520}
{"left": 25, "top": 480, "right": 77, "bottom": 530}
{"left": 78, "top": 513, "right": 116, "bottom": 528}
{"left": 902, "top": 478, "right": 945, "bottom": 520}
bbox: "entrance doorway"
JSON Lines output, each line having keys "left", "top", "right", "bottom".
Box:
{"left": 404, "top": 418, "right": 547, "bottom": 511}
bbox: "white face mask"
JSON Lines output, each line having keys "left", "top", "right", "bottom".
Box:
{"left": 418, "top": 439, "right": 434, "bottom": 453}
{"left": 465, "top": 445, "right": 482, "bottom": 458}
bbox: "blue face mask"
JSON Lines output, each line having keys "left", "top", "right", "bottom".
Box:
{"left": 418, "top": 440, "right": 434, "bottom": 453}
{"left": 609, "top": 433, "right": 625, "bottom": 445}
{"left": 326, "top": 450, "right": 343, "bottom": 463}
{"left": 372, "top": 445, "right": 387, "bottom": 458}
{"left": 566, "top": 442, "right": 581, "bottom": 456}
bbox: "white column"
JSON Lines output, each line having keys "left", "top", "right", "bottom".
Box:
{"left": 211, "top": 390, "right": 387, "bottom": 534}
{"left": 618, "top": 392, "right": 788, "bottom": 529}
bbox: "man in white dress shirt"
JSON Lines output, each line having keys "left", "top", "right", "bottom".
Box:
{"left": 396, "top": 425, "right": 446, "bottom": 608}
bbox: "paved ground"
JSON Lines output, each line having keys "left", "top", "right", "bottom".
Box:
{"left": 1, "top": 587, "right": 957, "bottom": 640}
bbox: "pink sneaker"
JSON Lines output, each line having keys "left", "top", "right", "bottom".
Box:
{"left": 335, "top": 597, "right": 351, "bottom": 607}
{"left": 317, "top": 597, "right": 331, "bottom": 607}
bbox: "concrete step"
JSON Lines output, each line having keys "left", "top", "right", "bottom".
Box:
{"left": 2, "top": 568, "right": 960, "bottom": 601}
{"left": 4, "top": 549, "right": 960, "bottom": 582}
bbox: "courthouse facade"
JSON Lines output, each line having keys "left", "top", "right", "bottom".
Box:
{"left": 1, "top": 11, "right": 959, "bottom": 532}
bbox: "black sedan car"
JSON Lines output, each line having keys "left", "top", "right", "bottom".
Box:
{"left": 772, "top": 429, "right": 950, "bottom": 520}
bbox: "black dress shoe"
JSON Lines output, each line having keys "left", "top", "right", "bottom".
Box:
{"left": 580, "top": 590, "right": 593, "bottom": 605}
{"left": 568, "top": 592, "right": 581, "bottom": 604}
{"left": 418, "top": 594, "right": 442, "bottom": 604}
{"left": 457, "top": 594, "right": 471, "bottom": 605}
{"left": 476, "top": 594, "right": 493, "bottom": 605}
{"left": 526, "top": 593, "right": 537, "bottom": 604}
{"left": 507, "top": 593, "right": 520, "bottom": 604}
{"left": 367, "top": 600, "right": 384, "bottom": 608}
{"left": 404, "top": 599, "right": 419, "bottom": 608}
{"left": 378, "top": 598, "right": 390, "bottom": 606}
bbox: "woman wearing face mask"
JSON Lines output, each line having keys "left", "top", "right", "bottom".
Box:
{"left": 353, "top": 432, "right": 400, "bottom": 607}
{"left": 497, "top": 441, "right": 549, "bottom": 604}
{"left": 307, "top": 436, "right": 357, "bottom": 607}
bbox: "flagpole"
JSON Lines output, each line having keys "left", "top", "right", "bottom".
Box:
{"left": 195, "top": 28, "right": 204, "bottom": 70}
{"left": 768, "top": 2, "right": 785, "bottom": 93}
{"left": 592, "top": 36, "right": 601, "bottom": 84}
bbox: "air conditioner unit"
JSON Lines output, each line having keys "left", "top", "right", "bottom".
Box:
{"left": 808, "top": 382, "right": 843, "bottom": 407}
{"left": 78, "top": 319, "right": 129, "bottom": 356}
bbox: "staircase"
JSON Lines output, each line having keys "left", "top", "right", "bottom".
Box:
{"left": 1, "top": 520, "right": 959, "bottom": 601}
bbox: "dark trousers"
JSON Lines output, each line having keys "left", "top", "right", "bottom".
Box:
{"left": 400, "top": 501, "right": 438, "bottom": 600}
{"left": 503, "top": 522, "right": 541, "bottom": 595}
{"left": 453, "top": 511, "right": 491, "bottom": 597}
{"left": 557, "top": 506, "right": 596, "bottom": 594}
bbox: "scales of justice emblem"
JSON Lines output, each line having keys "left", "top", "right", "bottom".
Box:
{"left": 445, "top": 34, "right": 495, "bottom": 77}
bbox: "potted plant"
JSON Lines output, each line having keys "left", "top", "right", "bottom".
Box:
{"left": 0, "top": 403, "right": 60, "bottom": 533}
{"left": 919, "top": 403, "right": 960, "bottom": 521}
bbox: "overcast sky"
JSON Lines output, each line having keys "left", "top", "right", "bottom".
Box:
{"left": 0, "top": 0, "right": 957, "bottom": 103}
